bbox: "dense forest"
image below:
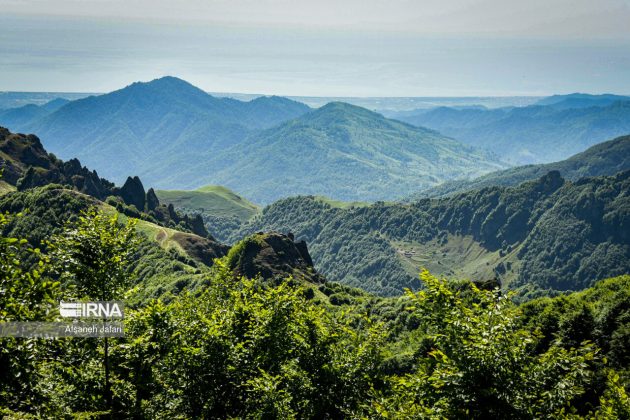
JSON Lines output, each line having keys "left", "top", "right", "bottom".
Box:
{"left": 237, "top": 170, "right": 630, "bottom": 297}
{"left": 1, "top": 203, "right": 629, "bottom": 417}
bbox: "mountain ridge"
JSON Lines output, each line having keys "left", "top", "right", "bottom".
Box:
{"left": 186, "top": 100, "right": 506, "bottom": 203}
{"left": 391, "top": 100, "right": 630, "bottom": 165}
{"left": 411, "top": 134, "right": 630, "bottom": 199}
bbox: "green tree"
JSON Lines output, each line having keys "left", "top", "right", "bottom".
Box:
{"left": 116, "top": 260, "right": 385, "bottom": 418}
{"left": 0, "top": 211, "right": 60, "bottom": 412}
{"left": 367, "top": 270, "right": 599, "bottom": 419}
{"left": 48, "top": 208, "right": 139, "bottom": 410}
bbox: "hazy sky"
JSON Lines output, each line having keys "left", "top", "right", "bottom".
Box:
{"left": 1, "top": 0, "right": 630, "bottom": 96}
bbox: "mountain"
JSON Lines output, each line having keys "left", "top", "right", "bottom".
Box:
{"left": 156, "top": 185, "right": 259, "bottom": 221}
{"left": 185, "top": 102, "right": 505, "bottom": 204}
{"left": 535, "top": 93, "right": 630, "bottom": 109}
{"left": 0, "top": 125, "right": 214, "bottom": 238}
{"left": 237, "top": 171, "right": 630, "bottom": 297}
{"left": 0, "top": 125, "right": 328, "bottom": 293}
{"left": 226, "top": 231, "right": 325, "bottom": 284}
{"left": 1, "top": 79, "right": 506, "bottom": 204}
{"left": 0, "top": 98, "right": 69, "bottom": 128}
{"left": 1, "top": 77, "right": 311, "bottom": 185}
{"left": 412, "top": 134, "right": 630, "bottom": 198}
{"left": 391, "top": 101, "right": 630, "bottom": 165}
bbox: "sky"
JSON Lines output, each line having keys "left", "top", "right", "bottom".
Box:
{"left": 1, "top": 0, "right": 630, "bottom": 96}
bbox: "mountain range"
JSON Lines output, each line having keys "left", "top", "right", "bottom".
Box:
{"left": 0, "top": 77, "right": 505, "bottom": 203}
{"left": 185, "top": 102, "right": 505, "bottom": 203}
{"left": 387, "top": 97, "right": 630, "bottom": 165}
{"left": 534, "top": 93, "right": 630, "bottom": 109}
{"left": 2, "top": 122, "right": 629, "bottom": 301}
{"left": 238, "top": 169, "right": 630, "bottom": 297}
{"left": 411, "top": 134, "right": 630, "bottom": 198}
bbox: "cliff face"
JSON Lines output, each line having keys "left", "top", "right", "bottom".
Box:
{"left": 227, "top": 232, "right": 324, "bottom": 284}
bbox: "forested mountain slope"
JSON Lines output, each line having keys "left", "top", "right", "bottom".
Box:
{"left": 195, "top": 102, "right": 505, "bottom": 203}
{"left": 412, "top": 134, "right": 630, "bottom": 198}
{"left": 391, "top": 100, "right": 630, "bottom": 165}
{"left": 0, "top": 77, "right": 311, "bottom": 186}
{"left": 238, "top": 171, "right": 630, "bottom": 296}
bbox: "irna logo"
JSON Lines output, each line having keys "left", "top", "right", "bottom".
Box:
{"left": 59, "top": 301, "right": 124, "bottom": 319}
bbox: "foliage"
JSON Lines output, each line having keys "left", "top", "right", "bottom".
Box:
{"left": 48, "top": 207, "right": 139, "bottom": 300}
{"left": 239, "top": 170, "right": 630, "bottom": 296}
{"left": 0, "top": 211, "right": 60, "bottom": 411}
{"left": 365, "top": 270, "right": 599, "bottom": 419}
{"left": 111, "top": 261, "right": 385, "bottom": 418}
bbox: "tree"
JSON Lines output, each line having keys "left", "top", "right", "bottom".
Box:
{"left": 49, "top": 208, "right": 139, "bottom": 410}
{"left": 367, "top": 270, "right": 599, "bottom": 419}
{"left": 0, "top": 211, "right": 60, "bottom": 411}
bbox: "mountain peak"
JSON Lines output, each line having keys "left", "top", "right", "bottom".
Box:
{"left": 306, "top": 101, "right": 383, "bottom": 123}
{"left": 120, "top": 76, "right": 210, "bottom": 99}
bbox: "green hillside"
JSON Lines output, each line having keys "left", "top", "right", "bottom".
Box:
{"left": 156, "top": 185, "right": 259, "bottom": 221}
{"left": 195, "top": 102, "right": 506, "bottom": 203}
{"left": 413, "top": 134, "right": 630, "bottom": 198}
{"left": 238, "top": 170, "right": 630, "bottom": 297}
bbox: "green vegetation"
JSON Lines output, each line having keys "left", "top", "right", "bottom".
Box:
{"left": 313, "top": 195, "right": 370, "bottom": 209}
{"left": 202, "top": 101, "right": 505, "bottom": 203}
{"left": 0, "top": 185, "right": 217, "bottom": 304}
{"left": 1, "top": 106, "right": 629, "bottom": 417}
{"left": 1, "top": 207, "right": 628, "bottom": 418}
{"left": 239, "top": 170, "right": 630, "bottom": 296}
{"left": 0, "top": 180, "right": 15, "bottom": 196}
{"left": 156, "top": 185, "right": 259, "bottom": 242}
{"left": 156, "top": 185, "right": 259, "bottom": 220}
{"left": 412, "top": 134, "right": 630, "bottom": 199}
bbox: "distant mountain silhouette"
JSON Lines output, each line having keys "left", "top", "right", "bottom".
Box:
{"left": 535, "top": 93, "right": 630, "bottom": 109}
{"left": 411, "top": 134, "right": 630, "bottom": 198}
{"left": 1, "top": 76, "right": 311, "bottom": 185}
{"left": 390, "top": 100, "right": 630, "bottom": 165}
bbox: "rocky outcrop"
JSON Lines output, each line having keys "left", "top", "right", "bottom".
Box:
{"left": 0, "top": 127, "right": 116, "bottom": 197}
{"left": 227, "top": 231, "right": 324, "bottom": 284}
{"left": 1, "top": 126, "right": 216, "bottom": 240}
{"left": 146, "top": 187, "right": 160, "bottom": 211}
{"left": 172, "top": 232, "right": 229, "bottom": 266}
{"left": 120, "top": 176, "right": 146, "bottom": 211}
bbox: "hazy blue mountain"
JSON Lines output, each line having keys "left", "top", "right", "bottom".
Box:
{"left": 0, "top": 92, "right": 91, "bottom": 110}
{"left": 391, "top": 101, "right": 630, "bottom": 164}
{"left": 172, "top": 102, "right": 506, "bottom": 204}
{"left": 0, "top": 98, "right": 69, "bottom": 128}
{"left": 2, "top": 78, "right": 506, "bottom": 203}
{"left": 411, "top": 134, "right": 630, "bottom": 198}
{"left": 1, "top": 77, "right": 311, "bottom": 185}
{"left": 535, "top": 93, "right": 630, "bottom": 109}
